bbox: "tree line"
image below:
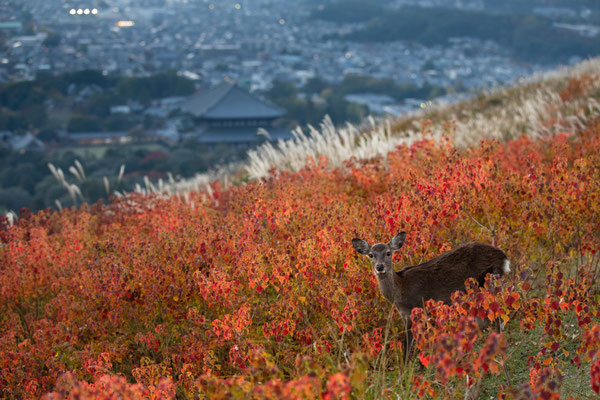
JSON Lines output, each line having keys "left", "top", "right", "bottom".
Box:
{"left": 314, "top": 3, "right": 600, "bottom": 64}
{"left": 264, "top": 75, "right": 446, "bottom": 128}
{"left": 0, "top": 70, "right": 195, "bottom": 133}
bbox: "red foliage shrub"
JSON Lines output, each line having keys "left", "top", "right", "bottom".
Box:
{"left": 2, "top": 117, "right": 600, "bottom": 398}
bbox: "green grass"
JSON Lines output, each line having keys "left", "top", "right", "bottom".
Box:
{"left": 356, "top": 309, "right": 598, "bottom": 399}
{"left": 479, "top": 313, "right": 597, "bottom": 399}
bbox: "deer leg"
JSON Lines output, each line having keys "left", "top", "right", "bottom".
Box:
{"left": 477, "top": 316, "right": 503, "bottom": 333}
{"left": 476, "top": 316, "right": 489, "bottom": 330}
{"left": 402, "top": 317, "right": 413, "bottom": 365}
{"left": 494, "top": 317, "right": 504, "bottom": 333}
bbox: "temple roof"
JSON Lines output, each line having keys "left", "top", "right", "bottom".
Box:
{"left": 180, "top": 82, "right": 285, "bottom": 120}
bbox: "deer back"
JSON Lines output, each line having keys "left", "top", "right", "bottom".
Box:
{"left": 396, "top": 242, "right": 508, "bottom": 310}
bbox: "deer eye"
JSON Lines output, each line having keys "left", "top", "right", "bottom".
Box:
{"left": 387, "top": 251, "right": 391, "bottom": 257}
{"left": 368, "top": 253, "right": 373, "bottom": 258}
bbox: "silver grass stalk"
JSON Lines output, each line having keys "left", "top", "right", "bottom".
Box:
{"left": 205, "top": 183, "right": 214, "bottom": 201}
{"left": 70, "top": 184, "right": 83, "bottom": 201}
{"left": 104, "top": 177, "right": 110, "bottom": 196}
{"left": 57, "top": 168, "right": 66, "bottom": 185}
{"left": 65, "top": 185, "right": 75, "bottom": 204}
{"left": 73, "top": 184, "right": 82, "bottom": 199}
{"left": 117, "top": 164, "right": 125, "bottom": 185}
{"left": 48, "top": 163, "right": 59, "bottom": 181}
{"left": 257, "top": 127, "right": 272, "bottom": 141}
{"left": 74, "top": 160, "right": 86, "bottom": 180}
{"left": 69, "top": 166, "right": 83, "bottom": 182}
{"left": 5, "top": 211, "right": 16, "bottom": 227}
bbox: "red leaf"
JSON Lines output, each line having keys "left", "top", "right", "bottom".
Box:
{"left": 419, "top": 351, "right": 430, "bottom": 367}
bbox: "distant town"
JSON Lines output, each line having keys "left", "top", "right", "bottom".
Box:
{"left": 2, "top": 0, "right": 598, "bottom": 116}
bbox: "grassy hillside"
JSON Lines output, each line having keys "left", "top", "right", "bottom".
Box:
{"left": 1, "top": 63, "right": 600, "bottom": 399}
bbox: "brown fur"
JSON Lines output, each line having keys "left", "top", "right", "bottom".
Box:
{"left": 396, "top": 242, "right": 507, "bottom": 310}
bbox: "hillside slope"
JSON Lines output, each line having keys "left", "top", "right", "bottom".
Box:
{"left": 1, "top": 62, "right": 600, "bottom": 399}
{"left": 134, "top": 58, "right": 600, "bottom": 196}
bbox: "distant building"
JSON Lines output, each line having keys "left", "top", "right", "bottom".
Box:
{"left": 66, "top": 131, "right": 131, "bottom": 146}
{"left": 180, "top": 82, "right": 290, "bottom": 145}
{"left": 110, "top": 105, "right": 131, "bottom": 114}
{"left": 533, "top": 7, "right": 578, "bottom": 19}
{"left": 7, "top": 133, "right": 46, "bottom": 152}
{"left": 10, "top": 33, "right": 47, "bottom": 49}
{"left": 198, "top": 44, "right": 241, "bottom": 58}
{"left": 0, "top": 131, "right": 13, "bottom": 149}
{"left": 553, "top": 23, "right": 600, "bottom": 38}
{"left": 0, "top": 21, "right": 22, "bottom": 32}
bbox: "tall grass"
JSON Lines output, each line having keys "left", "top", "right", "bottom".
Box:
{"left": 245, "top": 58, "right": 600, "bottom": 179}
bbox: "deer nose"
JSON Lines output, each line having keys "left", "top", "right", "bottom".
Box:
{"left": 376, "top": 264, "right": 385, "bottom": 272}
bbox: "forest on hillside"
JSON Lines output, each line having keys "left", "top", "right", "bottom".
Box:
{"left": 314, "top": 2, "right": 600, "bottom": 64}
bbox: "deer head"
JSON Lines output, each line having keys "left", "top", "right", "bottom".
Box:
{"left": 352, "top": 232, "right": 406, "bottom": 276}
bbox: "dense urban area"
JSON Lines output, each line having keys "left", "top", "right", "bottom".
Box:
{"left": 1, "top": 0, "right": 599, "bottom": 211}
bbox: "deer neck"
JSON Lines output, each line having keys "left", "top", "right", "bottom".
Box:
{"left": 376, "top": 271, "right": 402, "bottom": 306}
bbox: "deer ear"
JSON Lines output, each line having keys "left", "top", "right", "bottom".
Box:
{"left": 389, "top": 232, "right": 406, "bottom": 251}
{"left": 352, "top": 238, "right": 370, "bottom": 255}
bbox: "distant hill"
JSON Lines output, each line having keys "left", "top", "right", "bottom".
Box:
{"left": 314, "top": 3, "right": 600, "bottom": 63}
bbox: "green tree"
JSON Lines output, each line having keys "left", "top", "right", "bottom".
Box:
{"left": 104, "top": 114, "right": 137, "bottom": 131}
{"left": 116, "top": 72, "right": 194, "bottom": 105}
{"left": 1, "top": 163, "right": 38, "bottom": 193}
{"left": 0, "top": 109, "right": 26, "bottom": 131}
{"left": 37, "top": 129, "right": 58, "bottom": 142}
{"left": 0, "top": 81, "right": 46, "bottom": 110}
{"left": 303, "top": 78, "right": 330, "bottom": 94}
{"left": 68, "top": 115, "right": 103, "bottom": 133}
{"left": 266, "top": 80, "right": 298, "bottom": 103}
{"left": 42, "top": 31, "right": 61, "bottom": 47}
{"left": 0, "top": 186, "right": 31, "bottom": 211}
{"left": 21, "top": 105, "right": 47, "bottom": 130}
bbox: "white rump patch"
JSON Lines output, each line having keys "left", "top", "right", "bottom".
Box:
{"left": 503, "top": 259, "right": 511, "bottom": 274}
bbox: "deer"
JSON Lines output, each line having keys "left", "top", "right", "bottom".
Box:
{"left": 352, "top": 232, "right": 510, "bottom": 363}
